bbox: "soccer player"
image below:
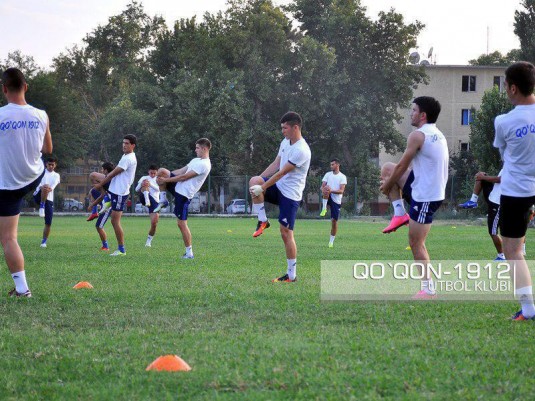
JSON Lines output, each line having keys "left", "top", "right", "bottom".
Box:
{"left": 87, "top": 162, "right": 115, "bottom": 250}
{"left": 135, "top": 165, "right": 160, "bottom": 247}
{"left": 493, "top": 61, "right": 535, "bottom": 321}
{"left": 249, "top": 111, "right": 311, "bottom": 283}
{"left": 320, "top": 158, "right": 347, "bottom": 248}
{"left": 92, "top": 135, "right": 137, "bottom": 256}
{"left": 32, "top": 157, "right": 60, "bottom": 248}
{"left": 0, "top": 67, "right": 53, "bottom": 297}
{"left": 380, "top": 96, "right": 449, "bottom": 299}
{"left": 155, "top": 138, "right": 212, "bottom": 259}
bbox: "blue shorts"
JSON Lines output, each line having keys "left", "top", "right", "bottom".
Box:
{"left": 263, "top": 178, "right": 300, "bottom": 230}
{"left": 328, "top": 196, "right": 341, "bottom": 221}
{"left": 409, "top": 200, "right": 443, "bottom": 224}
{"left": 109, "top": 192, "right": 128, "bottom": 212}
{"left": 173, "top": 193, "right": 190, "bottom": 220}
{"left": 95, "top": 208, "right": 111, "bottom": 229}
{"left": 33, "top": 192, "right": 54, "bottom": 225}
{"left": 140, "top": 194, "right": 159, "bottom": 213}
{"left": 0, "top": 171, "right": 44, "bottom": 217}
{"left": 91, "top": 188, "right": 102, "bottom": 200}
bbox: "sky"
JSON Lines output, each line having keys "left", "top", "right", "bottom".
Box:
{"left": 0, "top": 0, "right": 523, "bottom": 69}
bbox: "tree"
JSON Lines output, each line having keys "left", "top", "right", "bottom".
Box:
{"left": 514, "top": 0, "right": 535, "bottom": 63}
{"left": 469, "top": 50, "right": 520, "bottom": 66}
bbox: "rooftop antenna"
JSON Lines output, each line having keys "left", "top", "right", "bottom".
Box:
{"left": 428, "top": 47, "right": 433, "bottom": 59}
{"left": 487, "top": 26, "right": 489, "bottom": 55}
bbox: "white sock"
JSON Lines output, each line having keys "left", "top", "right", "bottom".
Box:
{"left": 470, "top": 194, "right": 479, "bottom": 203}
{"left": 146, "top": 235, "right": 153, "bottom": 244}
{"left": 422, "top": 279, "right": 435, "bottom": 295}
{"left": 12, "top": 271, "right": 29, "bottom": 293}
{"left": 515, "top": 286, "right": 535, "bottom": 318}
{"left": 160, "top": 193, "right": 167, "bottom": 203}
{"left": 185, "top": 245, "right": 193, "bottom": 257}
{"left": 322, "top": 199, "right": 328, "bottom": 210}
{"left": 329, "top": 235, "right": 335, "bottom": 244}
{"left": 522, "top": 243, "right": 526, "bottom": 255}
{"left": 143, "top": 190, "right": 150, "bottom": 204}
{"left": 253, "top": 203, "right": 267, "bottom": 222}
{"left": 497, "top": 253, "right": 505, "bottom": 259}
{"left": 392, "top": 199, "right": 406, "bottom": 217}
{"left": 287, "top": 259, "right": 297, "bottom": 280}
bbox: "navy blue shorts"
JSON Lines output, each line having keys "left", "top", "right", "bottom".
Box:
{"left": 95, "top": 207, "right": 111, "bottom": 229}
{"left": 402, "top": 171, "right": 414, "bottom": 204}
{"left": 33, "top": 192, "right": 54, "bottom": 225}
{"left": 173, "top": 193, "right": 190, "bottom": 220}
{"left": 140, "top": 194, "right": 159, "bottom": 213}
{"left": 328, "top": 196, "right": 341, "bottom": 221}
{"left": 91, "top": 188, "right": 102, "bottom": 200}
{"left": 263, "top": 178, "right": 300, "bottom": 230}
{"left": 499, "top": 195, "right": 535, "bottom": 238}
{"left": 109, "top": 191, "right": 128, "bottom": 212}
{"left": 409, "top": 200, "right": 443, "bottom": 224}
{"left": 0, "top": 171, "right": 44, "bottom": 217}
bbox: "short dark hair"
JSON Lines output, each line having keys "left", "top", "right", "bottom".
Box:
{"left": 330, "top": 158, "right": 340, "bottom": 164}
{"left": 196, "top": 138, "right": 212, "bottom": 150}
{"left": 102, "top": 162, "right": 115, "bottom": 173}
{"left": 1, "top": 68, "right": 26, "bottom": 92}
{"left": 148, "top": 164, "right": 158, "bottom": 171}
{"left": 413, "top": 96, "right": 441, "bottom": 123}
{"left": 280, "top": 111, "right": 302, "bottom": 127}
{"left": 124, "top": 134, "right": 137, "bottom": 145}
{"left": 46, "top": 157, "right": 57, "bottom": 164}
{"left": 505, "top": 61, "right": 535, "bottom": 96}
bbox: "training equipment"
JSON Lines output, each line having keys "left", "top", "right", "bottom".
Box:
{"left": 73, "top": 281, "right": 94, "bottom": 289}
{"left": 382, "top": 214, "right": 409, "bottom": 234}
{"left": 250, "top": 185, "right": 263, "bottom": 197}
{"left": 458, "top": 200, "right": 478, "bottom": 209}
{"left": 253, "top": 220, "right": 270, "bottom": 237}
{"left": 146, "top": 355, "right": 191, "bottom": 371}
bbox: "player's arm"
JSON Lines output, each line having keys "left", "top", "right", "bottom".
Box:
{"left": 171, "top": 166, "right": 188, "bottom": 176}
{"left": 94, "top": 166, "right": 124, "bottom": 190}
{"left": 259, "top": 162, "right": 296, "bottom": 192}
{"left": 475, "top": 172, "right": 501, "bottom": 184}
{"left": 380, "top": 131, "right": 423, "bottom": 196}
{"left": 163, "top": 170, "right": 198, "bottom": 183}
{"left": 260, "top": 156, "right": 281, "bottom": 178}
{"left": 88, "top": 193, "right": 106, "bottom": 210}
{"left": 41, "top": 117, "right": 53, "bottom": 154}
{"left": 331, "top": 184, "right": 346, "bottom": 195}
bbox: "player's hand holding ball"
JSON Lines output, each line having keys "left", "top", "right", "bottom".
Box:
{"left": 250, "top": 185, "right": 264, "bottom": 197}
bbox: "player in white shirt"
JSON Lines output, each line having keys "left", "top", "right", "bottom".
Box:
{"left": 135, "top": 165, "right": 161, "bottom": 247}
{"left": 87, "top": 162, "right": 115, "bottom": 251}
{"left": 32, "top": 157, "right": 60, "bottom": 248}
{"left": 381, "top": 96, "right": 449, "bottom": 299}
{"left": 92, "top": 134, "right": 137, "bottom": 256}
{"left": 0, "top": 68, "right": 53, "bottom": 297}
{"left": 156, "top": 138, "right": 212, "bottom": 259}
{"left": 320, "top": 159, "right": 347, "bottom": 248}
{"left": 249, "top": 112, "right": 311, "bottom": 283}
{"left": 492, "top": 61, "right": 535, "bottom": 321}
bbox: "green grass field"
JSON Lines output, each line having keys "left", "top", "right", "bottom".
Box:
{"left": 1, "top": 216, "right": 534, "bottom": 400}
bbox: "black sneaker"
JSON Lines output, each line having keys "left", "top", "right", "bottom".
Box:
{"left": 271, "top": 274, "right": 296, "bottom": 283}
{"left": 8, "top": 288, "right": 32, "bottom": 298}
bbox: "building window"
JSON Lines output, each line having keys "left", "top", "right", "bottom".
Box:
{"left": 462, "top": 75, "right": 476, "bottom": 92}
{"left": 494, "top": 76, "right": 505, "bottom": 92}
{"left": 460, "top": 142, "right": 470, "bottom": 151}
{"left": 461, "top": 109, "right": 474, "bottom": 125}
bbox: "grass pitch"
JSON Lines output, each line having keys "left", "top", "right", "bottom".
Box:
{"left": 1, "top": 216, "right": 534, "bottom": 400}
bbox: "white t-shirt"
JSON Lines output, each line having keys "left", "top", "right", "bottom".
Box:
{"left": 109, "top": 152, "right": 137, "bottom": 196}
{"left": 411, "top": 123, "right": 449, "bottom": 202}
{"left": 0, "top": 103, "right": 48, "bottom": 190}
{"left": 488, "top": 169, "right": 503, "bottom": 205}
{"left": 38, "top": 170, "right": 61, "bottom": 201}
{"left": 493, "top": 104, "right": 535, "bottom": 197}
{"left": 135, "top": 175, "right": 160, "bottom": 201}
{"left": 175, "top": 158, "right": 211, "bottom": 199}
{"left": 322, "top": 171, "right": 347, "bottom": 205}
{"left": 275, "top": 138, "right": 311, "bottom": 201}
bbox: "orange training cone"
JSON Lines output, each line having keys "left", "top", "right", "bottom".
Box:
{"left": 146, "top": 355, "right": 191, "bottom": 372}
{"left": 73, "top": 281, "right": 94, "bottom": 289}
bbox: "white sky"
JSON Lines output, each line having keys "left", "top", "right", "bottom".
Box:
{"left": 0, "top": 0, "right": 522, "bottom": 69}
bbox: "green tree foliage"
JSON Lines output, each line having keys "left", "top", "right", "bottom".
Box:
{"left": 469, "top": 50, "right": 521, "bottom": 66}
{"left": 514, "top": 0, "right": 535, "bottom": 63}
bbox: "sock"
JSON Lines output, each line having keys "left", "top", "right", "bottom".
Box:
{"left": 329, "top": 235, "right": 335, "bottom": 244}
{"left": 522, "top": 243, "right": 526, "bottom": 255}
{"left": 186, "top": 245, "right": 193, "bottom": 257}
{"left": 322, "top": 199, "right": 328, "bottom": 210}
{"left": 146, "top": 235, "right": 153, "bottom": 244}
{"left": 497, "top": 253, "right": 505, "bottom": 259}
{"left": 253, "top": 203, "right": 267, "bottom": 222}
{"left": 102, "top": 240, "right": 109, "bottom": 248}
{"left": 392, "top": 199, "right": 406, "bottom": 217}
{"left": 422, "top": 279, "right": 435, "bottom": 295}
{"left": 515, "top": 286, "right": 535, "bottom": 318}
{"left": 91, "top": 205, "right": 98, "bottom": 214}
{"left": 118, "top": 244, "right": 125, "bottom": 253}
{"left": 470, "top": 194, "right": 478, "bottom": 203}
{"left": 41, "top": 238, "right": 47, "bottom": 244}
{"left": 12, "top": 271, "right": 29, "bottom": 293}
{"left": 103, "top": 195, "right": 110, "bottom": 203}
{"left": 143, "top": 190, "right": 150, "bottom": 204}
{"left": 160, "top": 193, "right": 167, "bottom": 203}
{"left": 287, "top": 259, "right": 297, "bottom": 280}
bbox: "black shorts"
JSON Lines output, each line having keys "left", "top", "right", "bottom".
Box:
{"left": 481, "top": 180, "right": 494, "bottom": 204}
{"left": 0, "top": 171, "right": 45, "bottom": 217}
{"left": 487, "top": 200, "right": 500, "bottom": 236}
{"left": 499, "top": 195, "right": 535, "bottom": 238}
{"left": 402, "top": 171, "right": 414, "bottom": 204}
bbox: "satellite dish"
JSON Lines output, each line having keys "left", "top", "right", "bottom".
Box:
{"left": 428, "top": 47, "right": 434, "bottom": 59}
{"left": 420, "top": 60, "right": 431, "bottom": 66}
{"left": 409, "top": 52, "right": 420, "bottom": 64}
